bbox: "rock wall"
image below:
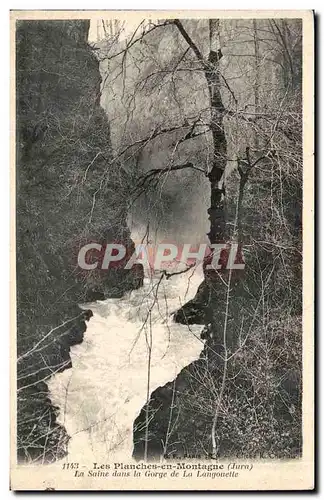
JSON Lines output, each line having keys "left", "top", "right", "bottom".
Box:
{"left": 98, "top": 22, "right": 212, "bottom": 245}
{"left": 16, "top": 19, "right": 143, "bottom": 462}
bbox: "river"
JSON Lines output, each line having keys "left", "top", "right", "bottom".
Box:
{"left": 48, "top": 268, "right": 205, "bottom": 463}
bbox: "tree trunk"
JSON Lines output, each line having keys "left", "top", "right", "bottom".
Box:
{"left": 205, "top": 19, "right": 227, "bottom": 245}
{"left": 173, "top": 20, "right": 228, "bottom": 325}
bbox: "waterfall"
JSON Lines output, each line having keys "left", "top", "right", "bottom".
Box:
{"left": 48, "top": 267, "right": 205, "bottom": 463}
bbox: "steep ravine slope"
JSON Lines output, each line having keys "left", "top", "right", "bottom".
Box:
{"left": 16, "top": 20, "right": 143, "bottom": 463}
{"left": 96, "top": 19, "right": 302, "bottom": 459}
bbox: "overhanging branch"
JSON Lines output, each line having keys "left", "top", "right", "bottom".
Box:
{"left": 172, "top": 19, "right": 205, "bottom": 63}
{"left": 132, "top": 162, "right": 207, "bottom": 201}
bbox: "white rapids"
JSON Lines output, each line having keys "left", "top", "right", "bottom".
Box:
{"left": 48, "top": 268, "right": 205, "bottom": 462}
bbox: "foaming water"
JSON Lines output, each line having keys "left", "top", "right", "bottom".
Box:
{"left": 49, "top": 268, "right": 205, "bottom": 462}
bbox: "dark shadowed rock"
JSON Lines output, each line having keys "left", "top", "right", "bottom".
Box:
{"left": 16, "top": 19, "right": 143, "bottom": 463}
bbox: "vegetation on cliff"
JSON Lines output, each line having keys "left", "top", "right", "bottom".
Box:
{"left": 97, "top": 18, "right": 303, "bottom": 459}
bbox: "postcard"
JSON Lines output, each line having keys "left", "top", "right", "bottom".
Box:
{"left": 10, "top": 9, "right": 314, "bottom": 490}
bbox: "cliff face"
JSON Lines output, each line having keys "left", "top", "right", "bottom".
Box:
{"left": 99, "top": 23, "right": 211, "bottom": 245}
{"left": 16, "top": 20, "right": 143, "bottom": 463}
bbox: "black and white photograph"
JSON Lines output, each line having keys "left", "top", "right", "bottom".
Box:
{"left": 11, "top": 10, "right": 314, "bottom": 490}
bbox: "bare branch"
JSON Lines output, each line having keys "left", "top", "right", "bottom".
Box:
{"left": 172, "top": 19, "right": 205, "bottom": 63}
{"left": 100, "top": 20, "right": 173, "bottom": 61}
{"left": 134, "top": 162, "right": 206, "bottom": 195}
